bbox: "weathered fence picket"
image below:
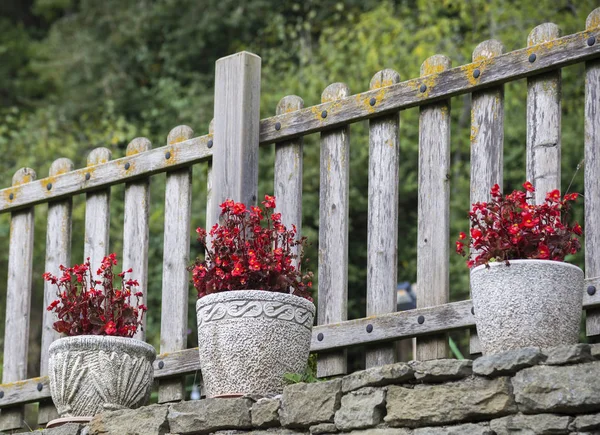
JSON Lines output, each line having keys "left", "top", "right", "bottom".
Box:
{"left": 366, "top": 69, "right": 401, "bottom": 368}
{"left": 416, "top": 55, "right": 452, "bottom": 361}
{"left": 585, "top": 9, "right": 600, "bottom": 339}
{"left": 84, "top": 148, "right": 112, "bottom": 269}
{"left": 206, "top": 120, "right": 215, "bottom": 240}
{"left": 0, "top": 168, "right": 36, "bottom": 431}
{"left": 39, "top": 158, "right": 74, "bottom": 425}
{"left": 274, "top": 95, "right": 304, "bottom": 268}
{"left": 123, "top": 138, "right": 152, "bottom": 341}
{"left": 1, "top": 8, "right": 600, "bottom": 425}
{"left": 469, "top": 40, "right": 505, "bottom": 356}
{"left": 526, "top": 23, "right": 562, "bottom": 205}
{"left": 317, "top": 83, "right": 351, "bottom": 377}
{"left": 158, "top": 126, "right": 194, "bottom": 403}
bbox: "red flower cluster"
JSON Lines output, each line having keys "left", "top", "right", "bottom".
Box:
{"left": 190, "top": 195, "right": 313, "bottom": 301}
{"left": 44, "top": 253, "right": 147, "bottom": 337}
{"left": 456, "top": 182, "right": 582, "bottom": 268}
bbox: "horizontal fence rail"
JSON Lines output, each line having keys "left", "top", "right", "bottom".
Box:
{"left": 0, "top": 135, "right": 212, "bottom": 213}
{"left": 259, "top": 26, "right": 600, "bottom": 144}
{"left": 3, "top": 276, "right": 600, "bottom": 409}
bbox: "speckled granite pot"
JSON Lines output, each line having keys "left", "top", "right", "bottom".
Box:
{"left": 196, "top": 290, "right": 315, "bottom": 397}
{"left": 48, "top": 336, "right": 156, "bottom": 417}
{"left": 471, "top": 260, "right": 583, "bottom": 355}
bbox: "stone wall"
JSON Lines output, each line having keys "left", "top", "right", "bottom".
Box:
{"left": 41, "top": 344, "right": 600, "bottom": 435}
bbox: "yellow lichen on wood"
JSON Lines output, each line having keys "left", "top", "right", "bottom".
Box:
{"left": 167, "top": 125, "right": 194, "bottom": 146}
{"left": 82, "top": 166, "right": 97, "bottom": 180}
{"left": 87, "top": 148, "right": 112, "bottom": 167}
{"left": 526, "top": 23, "right": 563, "bottom": 65}
{"left": 587, "top": 8, "right": 600, "bottom": 29}
{"left": 369, "top": 69, "right": 400, "bottom": 90}
{"left": 126, "top": 137, "right": 152, "bottom": 156}
{"left": 41, "top": 176, "right": 56, "bottom": 195}
{"left": 460, "top": 62, "right": 484, "bottom": 86}
{"left": 357, "top": 88, "right": 386, "bottom": 114}
{"left": 121, "top": 160, "right": 135, "bottom": 173}
{"left": 3, "top": 188, "right": 15, "bottom": 202}
{"left": 419, "top": 55, "right": 451, "bottom": 99}
{"left": 526, "top": 37, "right": 569, "bottom": 59}
{"left": 276, "top": 95, "right": 304, "bottom": 116}
{"left": 470, "top": 123, "right": 479, "bottom": 143}
{"left": 169, "top": 135, "right": 187, "bottom": 144}
{"left": 421, "top": 62, "right": 446, "bottom": 76}
{"left": 164, "top": 147, "right": 178, "bottom": 166}
{"left": 416, "top": 75, "right": 439, "bottom": 98}
{"left": 12, "top": 168, "right": 36, "bottom": 187}
{"left": 370, "top": 76, "right": 395, "bottom": 89}
{"left": 311, "top": 105, "right": 325, "bottom": 121}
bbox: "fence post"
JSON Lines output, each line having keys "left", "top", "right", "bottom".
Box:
{"left": 210, "top": 51, "right": 261, "bottom": 222}
{"left": 416, "top": 55, "right": 451, "bottom": 361}
{"left": 469, "top": 40, "right": 505, "bottom": 356}
{"left": 0, "top": 168, "right": 36, "bottom": 432}
{"left": 526, "top": 23, "right": 561, "bottom": 204}
{"left": 585, "top": 8, "right": 600, "bottom": 339}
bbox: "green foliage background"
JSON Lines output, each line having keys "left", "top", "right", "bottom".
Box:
{"left": 0, "top": 0, "right": 595, "bottom": 379}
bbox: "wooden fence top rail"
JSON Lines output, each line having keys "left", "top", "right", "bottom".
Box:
{"left": 0, "top": 135, "right": 212, "bottom": 214}
{"left": 0, "top": 26, "right": 598, "bottom": 214}
{"left": 2, "top": 276, "right": 599, "bottom": 408}
{"left": 259, "top": 26, "right": 600, "bottom": 144}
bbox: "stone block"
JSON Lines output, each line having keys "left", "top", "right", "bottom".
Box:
{"left": 346, "top": 430, "right": 411, "bottom": 435}
{"left": 472, "top": 347, "right": 545, "bottom": 377}
{"left": 490, "top": 413, "right": 572, "bottom": 434}
{"left": 590, "top": 343, "right": 600, "bottom": 360}
{"left": 410, "top": 359, "right": 472, "bottom": 382}
{"left": 280, "top": 379, "right": 342, "bottom": 428}
{"left": 334, "top": 387, "right": 386, "bottom": 431}
{"left": 570, "top": 412, "right": 600, "bottom": 431}
{"left": 412, "top": 422, "right": 494, "bottom": 434}
{"left": 512, "top": 361, "right": 600, "bottom": 413}
{"left": 251, "top": 397, "right": 281, "bottom": 428}
{"left": 542, "top": 344, "right": 593, "bottom": 366}
{"left": 88, "top": 404, "right": 169, "bottom": 435}
{"left": 309, "top": 423, "right": 338, "bottom": 434}
{"left": 341, "top": 363, "right": 414, "bottom": 393}
{"left": 167, "top": 398, "right": 252, "bottom": 434}
{"left": 43, "top": 423, "right": 86, "bottom": 435}
{"left": 385, "top": 376, "right": 515, "bottom": 427}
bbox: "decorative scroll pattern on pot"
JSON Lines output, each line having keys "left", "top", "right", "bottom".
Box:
{"left": 197, "top": 299, "right": 313, "bottom": 329}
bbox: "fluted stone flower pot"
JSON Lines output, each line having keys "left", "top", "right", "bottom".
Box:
{"left": 470, "top": 259, "right": 583, "bottom": 355}
{"left": 196, "top": 290, "right": 315, "bottom": 397}
{"left": 48, "top": 336, "right": 156, "bottom": 418}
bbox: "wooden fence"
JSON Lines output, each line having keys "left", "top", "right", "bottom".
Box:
{"left": 1, "top": 8, "right": 600, "bottom": 431}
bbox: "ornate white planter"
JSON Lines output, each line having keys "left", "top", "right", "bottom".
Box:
{"left": 196, "top": 290, "right": 315, "bottom": 397}
{"left": 48, "top": 336, "right": 156, "bottom": 417}
{"left": 470, "top": 259, "right": 583, "bottom": 355}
